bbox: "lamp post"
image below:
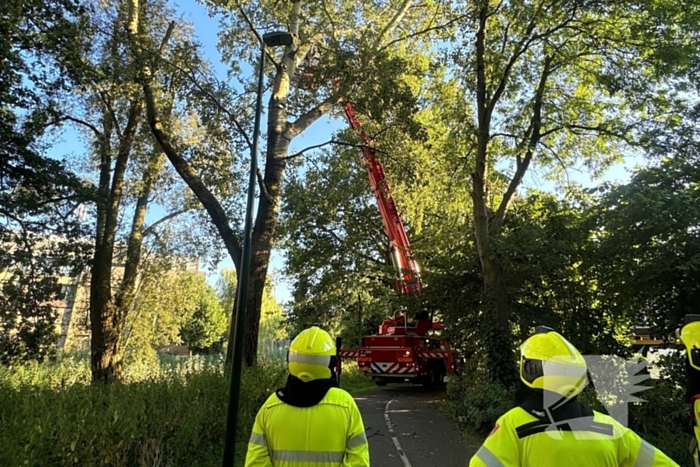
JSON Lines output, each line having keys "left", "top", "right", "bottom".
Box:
{"left": 222, "top": 30, "right": 294, "bottom": 467}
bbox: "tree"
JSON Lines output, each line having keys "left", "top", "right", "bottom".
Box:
{"left": 216, "top": 269, "right": 284, "bottom": 349}
{"left": 593, "top": 108, "right": 700, "bottom": 337}
{"left": 179, "top": 282, "right": 227, "bottom": 353}
{"left": 141, "top": 0, "right": 445, "bottom": 366}
{"left": 0, "top": 0, "right": 94, "bottom": 363}
{"left": 450, "top": 0, "right": 698, "bottom": 386}
{"left": 25, "top": 0, "right": 211, "bottom": 382}
{"left": 122, "top": 270, "right": 219, "bottom": 357}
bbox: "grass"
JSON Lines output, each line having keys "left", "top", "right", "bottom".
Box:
{"left": 0, "top": 352, "right": 376, "bottom": 467}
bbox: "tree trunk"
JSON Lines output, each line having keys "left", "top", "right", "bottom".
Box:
{"left": 243, "top": 137, "right": 290, "bottom": 366}
{"left": 470, "top": 1, "right": 516, "bottom": 388}
{"left": 89, "top": 99, "right": 142, "bottom": 383}
{"left": 115, "top": 150, "right": 165, "bottom": 316}
{"left": 477, "top": 237, "right": 517, "bottom": 387}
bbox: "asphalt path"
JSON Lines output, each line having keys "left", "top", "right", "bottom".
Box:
{"left": 355, "top": 385, "right": 475, "bottom": 467}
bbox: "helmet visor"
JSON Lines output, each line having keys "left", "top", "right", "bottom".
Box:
{"left": 522, "top": 357, "right": 588, "bottom": 394}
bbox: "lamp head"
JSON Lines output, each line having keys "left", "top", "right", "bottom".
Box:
{"left": 263, "top": 31, "right": 294, "bottom": 47}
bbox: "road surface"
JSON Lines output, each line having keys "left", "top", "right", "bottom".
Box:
{"left": 355, "top": 385, "right": 476, "bottom": 467}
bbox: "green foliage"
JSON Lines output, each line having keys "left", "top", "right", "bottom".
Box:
{"left": 446, "top": 374, "right": 514, "bottom": 436}
{"left": 0, "top": 353, "right": 376, "bottom": 467}
{"left": 125, "top": 272, "right": 223, "bottom": 359}
{"left": 592, "top": 141, "right": 700, "bottom": 335}
{"left": 180, "top": 288, "right": 227, "bottom": 352}
{"left": 0, "top": 356, "right": 286, "bottom": 467}
{"left": 216, "top": 269, "right": 285, "bottom": 345}
{"left": 0, "top": 352, "right": 91, "bottom": 389}
{"left": 0, "top": 0, "right": 94, "bottom": 364}
{"left": 338, "top": 362, "right": 376, "bottom": 396}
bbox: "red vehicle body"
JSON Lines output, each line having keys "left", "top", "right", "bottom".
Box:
{"left": 337, "top": 100, "right": 458, "bottom": 386}
{"left": 358, "top": 314, "right": 456, "bottom": 386}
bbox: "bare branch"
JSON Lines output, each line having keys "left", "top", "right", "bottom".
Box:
{"left": 373, "top": 0, "right": 413, "bottom": 49}
{"left": 287, "top": 93, "right": 343, "bottom": 137}
{"left": 236, "top": 2, "right": 280, "bottom": 68}
{"left": 281, "top": 139, "right": 372, "bottom": 160}
{"left": 490, "top": 132, "right": 519, "bottom": 141}
{"left": 540, "top": 125, "right": 564, "bottom": 138}
{"left": 142, "top": 208, "right": 189, "bottom": 237}
{"left": 540, "top": 140, "right": 571, "bottom": 188}
{"left": 378, "top": 13, "right": 467, "bottom": 53}
{"left": 51, "top": 115, "right": 102, "bottom": 137}
{"left": 565, "top": 123, "right": 638, "bottom": 146}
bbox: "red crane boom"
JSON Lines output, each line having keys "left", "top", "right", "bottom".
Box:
{"left": 342, "top": 102, "right": 423, "bottom": 295}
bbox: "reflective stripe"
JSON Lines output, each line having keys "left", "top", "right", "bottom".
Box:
{"left": 475, "top": 446, "right": 504, "bottom": 467}
{"left": 634, "top": 439, "right": 655, "bottom": 467}
{"left": 347, "top": 431, "right": 368, "bottom": 449}
{"left": 289, "top": 352, "right": 332, "bottom": 366}
{"left": 249, "top": 432, "right": 267, "bottom": 447}
{"left": 270, "top": 450, "right": 345, "bottom": 463}
{"left": 542, "top": 360, "right": 587, "bottom": 379}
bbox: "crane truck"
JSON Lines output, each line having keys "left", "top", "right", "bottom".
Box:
{"left": 336, "top": 100, "right": 458, "bottom": 387}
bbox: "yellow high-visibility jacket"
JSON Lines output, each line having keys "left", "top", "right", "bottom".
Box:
{"left": 469, "top": 406, "right": 679, "bottom": 467}
{"left": 245, "top": 387, "right": 370, "bottom": 467}
{"left": 692, "top": 397, "right": 700, "bottom": 467}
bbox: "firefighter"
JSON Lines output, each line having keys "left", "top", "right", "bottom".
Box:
{"left": 245, "top": 326, "right": 370, "bottom": 467}
{"left": 469, "top": 326, "right": 678, "bottom": 467}
{"left": 679, "top": 314, "right": 700, "bottom": 466}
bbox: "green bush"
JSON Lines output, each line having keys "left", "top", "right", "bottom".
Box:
{"left": 0, "top": 359, "right": 286, "bottom": 467}
{"left": 339, "top": 362, "right": 376, "bottom": 395}
{"left": 446, "top": 375, "right": 514, "bottom": 436}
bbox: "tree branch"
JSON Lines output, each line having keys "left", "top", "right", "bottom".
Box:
{"left": 540, "top": 140, "right": 571, "bottom": 187}
{"left": 236, "top": 2, "right": 280, "bottom": 68}
{"left": 491, "top": 54, "right": 553, "bottom": 236}
{"left": 142, "top": 208, "right": 189, "bottom": 237}
{"left": 52, "top": 115, "right": 102, "bottom": 137}
{"left": 316, "top": 223, "right": 386, "bottom": 267}
{"left": 281, "top": 139, "right": 372, "bottom": 160}
{"left": 163, "top": 58, "right": 254, "bottom": 152}
{"left": 565, "top": 123, "right": 638, "bottom": 146}
{"left": 287, "top": 93, "right": 343, "bottom": 137}
{"left": 153, "top": 21, "right": 176, "bottom": 71}
{"left": 142, "top": 58, "right": 243, "bottom": 271}
{"left": 378, "top": 13, "right": 468, "bottom": 53}
{"left": 95, "top": 87, "right": 123, "bottom": 140}
{"left": 373, "top": 0, "right": 413, "bottom": 49}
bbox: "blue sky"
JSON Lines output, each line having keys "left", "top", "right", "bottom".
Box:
{"left": 47, "top": 0, "right": 647, "bottom": 304}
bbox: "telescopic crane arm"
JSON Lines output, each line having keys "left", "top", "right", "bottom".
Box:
{"left": 341, "top": 101, "right": 423, "bottom": 295}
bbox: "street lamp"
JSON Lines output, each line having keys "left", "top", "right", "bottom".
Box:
{"left": 222, "top": 30, "right": 294, "bottom": 467}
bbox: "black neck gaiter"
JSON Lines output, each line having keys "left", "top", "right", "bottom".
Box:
{"left": 276, "top": 374, "right": 338, "bottom": 408}
{"left": 515, "top": 383, "right": 593, "bottom": 424}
